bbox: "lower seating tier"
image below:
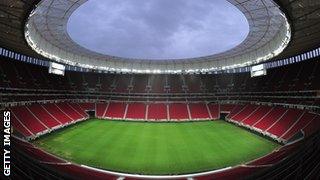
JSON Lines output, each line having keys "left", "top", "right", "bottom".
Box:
{"left": 9, "top": 102, "right": 320, "bottom": 144}
{"left": 10, "top": 103, "right": 88, "bottom": 137}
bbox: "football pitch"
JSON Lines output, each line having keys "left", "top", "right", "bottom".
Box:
{"left": 34, "top": 119, "right": 278, "bottom": 175}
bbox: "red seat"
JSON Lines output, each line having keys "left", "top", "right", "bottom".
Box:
{"left": 147, "top": 103, "right": 167, "bottom": 120}
{"left": 189, "top": 103, "right": 210, "bottom": 119}
{"left": 169, "top": 103, "right": 189, "bottom": 120}
{"left": 105, "top": 102, "right": 126, "bottom": 118}
{"left": 126, "top": 103, "right": 146, "bottom": 119}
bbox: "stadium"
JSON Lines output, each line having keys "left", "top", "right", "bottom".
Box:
{"left": 1, "top": 0, "right": 320, "bottom": 179}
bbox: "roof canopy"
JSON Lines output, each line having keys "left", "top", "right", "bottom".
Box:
{"left": 25, "top": 0, "right": 291, "bottom": 74}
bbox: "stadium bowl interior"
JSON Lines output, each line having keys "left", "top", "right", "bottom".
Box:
{"left": 1, "top": 0, "right": 320, "bottom": 179}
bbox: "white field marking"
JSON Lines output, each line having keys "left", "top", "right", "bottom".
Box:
{"left": 81, "top": 165, "right": 232, "bottom": 179}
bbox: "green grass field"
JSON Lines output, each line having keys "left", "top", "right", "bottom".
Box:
{"left": 34, "top": 119, "right": 278, "bottom": 175}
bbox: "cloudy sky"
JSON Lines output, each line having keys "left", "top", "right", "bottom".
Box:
{"left": 67, "top": 0, "right": 249, "bottom": 60}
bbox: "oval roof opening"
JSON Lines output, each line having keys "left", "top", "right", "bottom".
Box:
{"left": 67, "top": 0, "right": 249, "bottom": 60}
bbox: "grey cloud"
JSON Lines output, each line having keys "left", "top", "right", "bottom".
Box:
{"left": 67, "top": 0, "right": 249, "bottom": 60}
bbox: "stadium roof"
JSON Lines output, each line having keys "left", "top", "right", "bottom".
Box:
{"left": 0, "top": 0, "right": 320, "bottom": 73}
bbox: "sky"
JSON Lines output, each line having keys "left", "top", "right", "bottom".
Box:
{"left": 67, "top": 0, "right": 249, "bottom": 60}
